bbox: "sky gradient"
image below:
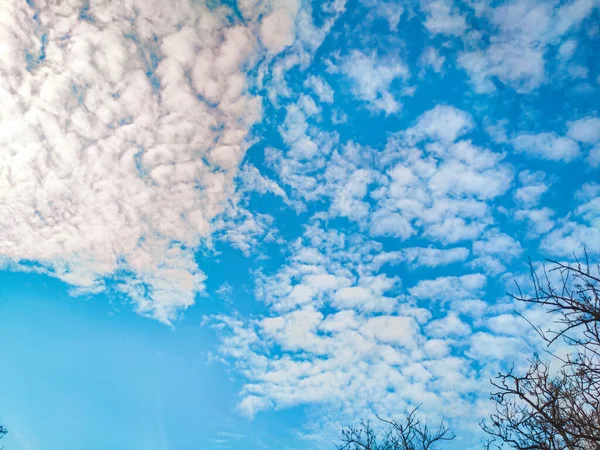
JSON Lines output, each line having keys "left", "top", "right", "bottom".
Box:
{"left": 0, "top": 0, "right": 599, "bottom": 448}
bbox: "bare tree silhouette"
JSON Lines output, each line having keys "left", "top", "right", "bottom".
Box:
{"left": 338, "top": 406, "right": 455, "bottom": 450}
{"left": 482, "top": 253, "right": 600, "bottom": 450}
{"left": 0, "top": 424, "right": 6, "bottom": 450}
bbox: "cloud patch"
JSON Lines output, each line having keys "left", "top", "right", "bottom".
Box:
{"left": 0, "top": 0, "right": 298, "bottom": 323}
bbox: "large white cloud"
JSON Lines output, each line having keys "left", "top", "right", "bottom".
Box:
{"left": 458, "top": 0, "right": 596, "bottom": 93}
{"left": 0, "top": 0, "right": 301, "bottom": 323}
{"left": 512, "top": 132, "right": 580, "bottom": 162}
{"left": 341, "top": 50, "right": 409, "bottom": 114}
{"left": 209, "top": 221, "right": 541, "bottom": 444}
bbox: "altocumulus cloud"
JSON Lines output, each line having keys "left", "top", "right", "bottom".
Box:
{"left": 204, "top": 0, "right": 599, "bottom": 445}
{"left": 0, "top": 0, "right": 303, "bottom": 323}
{"left": 1, "top": 0, "right": 599, "bottom": 447}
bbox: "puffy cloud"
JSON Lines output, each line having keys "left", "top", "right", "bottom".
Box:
{"left": 404, "top": 105, "right": 473, "bottom": 145}
{"left": 512, "top": 132, "right": 580, "bottom": 162}
{"left": 514, "top": 208, "right": 555, "bottom": 235}
{"left": 211, "top": 228, "right": 539, "bottom": 444}
{"left": 514, "top": 170, "right": 548, "bottom": 208}
{"left": 370, "top": 247, "right": 470, "bottom": 270}
{"left": 260, "top": 8, "right": 296, "bottom": 54}
{"left": 470, "top": 228, "right": 523, "bottom": 275}
{"left": 487, "top": 313, "right": 528, "bottom": 337}
{"left": 588, "top": 145, "right": 600, "bottom": 167}
{"left": 541, "top": 222, "right": 600, "bottom": 257}
{"left": 425, "top": 313, "right": 471, "bottom": 338}
{"left": 360, "top": 0, "right": 405, "bottom": 31}
{"left": 558, "top": 39, "right": 578, "bottom": 60}
{"left": 458, "top": 0, "right": 596, "bottom": 93}
{"left": 304, "top": 75, "right": 335, "bottom": 103}
{"left": 207, "top": 86, "right": 573, "bottom": 447}
{"left": 216, "top": 206, "right": 277, "bottom": 257}
{"left": 538, "top": 183, "right": 600, "bottom": 257}
{"left": 0, "top": 0, "right": 303, "bottom": 323}
{"left": 472, "top": 229, "right": 523, "bottom": 260}
{"left": 421, "top": 0, "right": 467, "bottom": 36}
{"left": 567, "top": 116, "right": 600, "bottom": 165}
{"left": 467, "top": 332, "right": 528, "bottom": 361}
{"left": 419, "top": 47, "right": 445, "bottom": 73}
{"left": 403, "top": 246, "right": 470, "bottom": 267}
{"left": 459, "top": 42, "right": 545, "bottom": 94}
{"left": 361, "top": 316, "right": 420, "bottom": 347}
{"left": 265, "top": 105, "right": 510, "bottom": 248}
{"left": 409, "top": 274, "right": 487, "bottom": 303}
{"left": 238, "top": 164, "right": 289, "bottom": 202}
{"left": 341, "top": 50, "right": 409, "bottom": 114}
{"left": 369, "top": 112, "right": 512, "bottom": 244}
{"left": 5, "top": 0, "right": 596, "bottom": 446}
{"left": 279, "top": 103, "right": 322, "bottom": 159}
{"left": 568, "top": 116, "right": 600, "bottom": 143}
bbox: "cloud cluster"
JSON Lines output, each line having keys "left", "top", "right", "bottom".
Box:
{"left": 341, "top": 50, "right": 409, "bottom": 114}
{"left": 206, "top": 0, "right": 599, "bottom": 445}
{"left": 458, "top": 0, "right": 596, "bottom": 92}
{"left": 209, "top": 104, "right": 552, "bottom": 441}
{"left": 0, "top": 0, "right": 304, "bottom": 323}
{"left": 210, "top": 220, "right": 542, "bottom": 440}
{"left": 3, "top": 0, "right": 598, "bottom": 445}
{"left": 266, "top": 104, "right": 513, "bottom": 246}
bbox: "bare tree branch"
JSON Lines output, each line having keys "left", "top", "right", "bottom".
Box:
{"left": 483, "top": 253, "right": 600, "bottom": 450}
{"left": 338, "top": 407, "right": 454, "bottom": 450}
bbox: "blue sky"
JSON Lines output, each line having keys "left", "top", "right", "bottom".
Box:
{"left": 0, "top": 0, "right": 599, "bottom": 449}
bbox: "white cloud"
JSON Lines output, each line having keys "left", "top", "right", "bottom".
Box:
{"left": 266, "top": 106, "right": 510, "bottom": 248}
{"left": 297, "top": 94, "right": 322, "bottom": 116}
{"left": 404, "top": 105, "right": 474, "bottom": 145}
{"left": 361, "top": 316, "right": 420, "bottom": 347}
{"left": 409, "top": 274, "right": 487, "bottom": 303}
{"left": 263, "top": 0, "right": 347, "bottom": 104}
{"left": 239, "top": 164, "right": 289, "bottom": 202}
{"left": 540, "top": 222, "right": 600, "bottom": 257}
{"left": 512, "top": 132, "right": 580, "bottom": 162}
{"left": 260, "top": 8, "right": 296, "bottom": 54}
{"left": 361, "top": 0, "right": 404, "bottom": 31}
{"left": 419, "top": 47, "right": 445, "bottom": 73}
{"left": 467, "top": 332, "right": 528, "bottom": 360}
{"left": 368, "top": 112, "right": 511, "bottom": 244}
{"left": 0, "top": 0, "right": 303, "bottom": 323}
{"left": 279, "top": 104, "right": 321, "bottom": 159}
{"left": 325, "top": 158, "right": 376, "bottom": 221}
{"left": 425, "top": 313, "right": 471, "bottom": 338}
{"left": 371, "top": 247, "right": 469, "bottom": 270}
{"left": 470, "top": 228, "right": 523, "bottom": 275}
{"left": 404, "top": 247, "right": 470, "bottom": 267}
{"left": 341, "top": 50, "right": 409, "bottom": 114}
{"left": 369, "top": 211, "right": 415, "bottom": 239}
{"left": 567, "top": 116, "right": 600, "bottom": 143}
{"left": 210, "top": 203, "right": 550, "bottom": 448}
{"left": 576, "top": 183, "right": 600, "bottom": 223}
{"left": 514, "top": 170, "right": 548, "bottom": 208}
{"left": 304, "top": 75, "right": 335, "bottom": 103}
{"left": 216, "top": 206, "right": 276, "bottom": 257}
{"left": 514, "top": 208, "right": 555, "bottom": 235}
{"left": 472, "top": 229, "right": 523, "bottom": 259}
{"left": 558, "top": 39, "right": 577, "bottom": 60}
{"left": 557, "top": 188, "right": 600, "bottom": 243}
{"left": 487, "top": 313, "right": 527, "bottom": 337}
{"left": 422, "top": 0, "right": 467, "bottom": 36}
{"left": 459, "top": 42, "right": 545, "bottom": 94}
{"left": 458, "top": 0, "right": 596, "bottom": 93}
{"left": 588, "top": 145, "right": 600, "bottom": 167}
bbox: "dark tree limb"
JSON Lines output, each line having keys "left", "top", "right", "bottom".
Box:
{"left": 482, "top": 253, "right": 600, "bottom": 450}
{"left": 338, "top": 406, "right": 455, "bottom": 450}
